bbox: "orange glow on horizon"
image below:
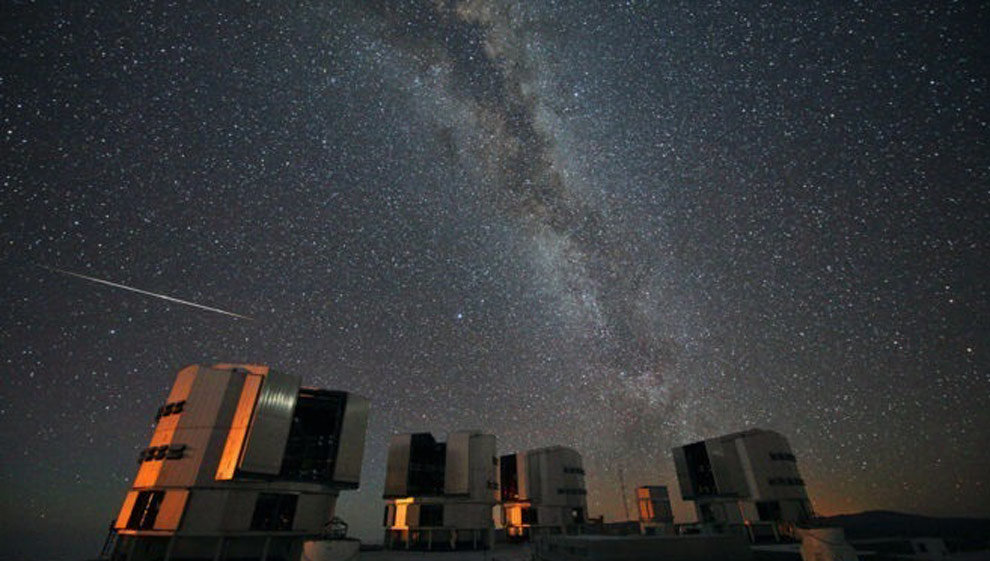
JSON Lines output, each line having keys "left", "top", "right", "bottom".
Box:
{"left": 809, "top": 492, "right": 869, "bottom": 517}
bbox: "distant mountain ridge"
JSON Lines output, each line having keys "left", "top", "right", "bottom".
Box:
{"left": 817, "top": 510, "right": 990, "bottom": 544}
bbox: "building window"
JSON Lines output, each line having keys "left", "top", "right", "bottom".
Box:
{"left": 699, "top": 503, "right": 716, "bottom": 523}
{"left": 756, "top": 500, "right": 782, "bottom": 521}
{"left": 557, "top": 488, "right": 587, "bottom": 495}
{"left": 684, "top": 442, "right": 717, "bottom": 496}
{"left": 279, "top": 390, "right": 347, "bottom": 482}
{"left": 250, "top": 493, "right": 298, "bottom": 531}
{"left": 165, "top": 444, "right": 186, "bottom": 460}
{"left": 768, "top": 477, "right": 805, "bottom": 486}
{"left": 126, "top": 490, "right": 165, "bottom": 530}
{"left": 265, "top": 538, "right": 296, "bottom": 561}
{"left": 769, "top": 452, "right": 796, "bottom": 462}
{"left": 419, "top": 504, "right": 443, "bottom": 527}
{"left": 500, "top": 453, "right": 519, "bottom": 502}
{"left": 169, "top": 537, "right": 216, "bottom": 560}
{"left": 138, "top": 444, "right": 186, "bottom": 463}
{"left": 222, "top": 537, "right": 267, "bottom": 560}
{"left": 154, "top": 400, "right": 186, "bottom": 423}
{"left": 406, "top": 433, "right": 447, "bottom": 496}
{"left": 563, "top": 467, "right": 585, "bottom": 475}
{"left": 521, "top": 507, "right": 538, "bottom": 525}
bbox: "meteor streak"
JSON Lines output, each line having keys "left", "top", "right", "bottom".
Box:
{"left": 41, "top": 266, "right": 252, "bottom": 320}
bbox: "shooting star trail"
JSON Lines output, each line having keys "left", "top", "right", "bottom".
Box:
{"left": 41, "top": 266, "right": 252, "bottom": 320}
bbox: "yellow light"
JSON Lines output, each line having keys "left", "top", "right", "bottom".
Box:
{"left": 392, "top": 498, "right": 414, "bottom": 530}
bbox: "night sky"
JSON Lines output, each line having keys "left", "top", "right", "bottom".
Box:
{"left": 2, "top": 2, "right": 988, "bottom": 559}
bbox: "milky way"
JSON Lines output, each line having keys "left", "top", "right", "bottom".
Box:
{"left": 1, "top": 2, "right": 987, "bottom": 559}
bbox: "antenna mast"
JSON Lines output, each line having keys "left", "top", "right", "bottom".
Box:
{"left": 618, "top": 466, "right": 631, "bottom": 521}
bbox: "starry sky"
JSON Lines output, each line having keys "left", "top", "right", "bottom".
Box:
{"left": 1, "top": 1, "right": 988, "bottom": 559}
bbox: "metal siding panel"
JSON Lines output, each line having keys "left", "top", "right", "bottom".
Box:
{"left": 526, "top": 450, "right": 543, "bottom": 502}
{"left": 332, "top": 393, "right": 369, "bottom": 486}
{"left": 239, "top": 370, "right": 300, "bottom": 475}
{"left": 133, "top": 457, "right": 165, "bottom": 488}
{"left": 406, "top": 504, "right": 420, "bottom": 528}
{"left": 134, "top": 399, "right": 183, "bottom": 488}
{"left": 517, "top": 452, "right": 529, "bottom": 500}
{"left": 180, "top": 367, "right": 230, "bottom": 430}
{"left": 215, "top": 373, "right": 263, "bottom": 480}
{"left": 671, "top": 446, "right": 693, "bottom": 499}
{"left": 468, "top": 434, "right": 496, "bottom": 501}
{"left": 194, "top": 370, "right": 247, "bottom": 486}
{"left": 707, "top": 440, "right": 736, "bottom": 496}
{"left": 220, "top": 490, "right": 255, "bottom": 531}
{"left": 444, "top": 431, "right": 471, "bottom": 495}
{"left": 720, "top": 437, "right": 747, "bottom": 498}
{"left": 540, "top": 450, "right": 556, "bottom": 505}
{"left": 758, "top": 432, "right": 809, "bottom": 502}
{"left": 161, "top": 368, "right": 233, "bottom": 487}
{"left": 444, "top": 503, "right": 470, "bottom": 528}
{"left": 294, "top": 494, "right": 331, "bottom": 533}
{"left": 115, "top": 491, "right": 139, "bottom": 529}
{"left": 182, "top": 489, "right": 228, "bottom": 534}
{"left": 167, "top": 365, "right": 200, "bottom": 403}
{"left": 153, "top": 489, "right": 189, "bottom": 531}
{"left": 539, "top": 449, "right": 556, "bottom": 505}
{"left": 384, "top": 435, "right": 411, "bottom": 497}
{"left": 735, "top": 437, "right": 761, "bottom": 499}
{"left": 558, "top": 448, "right": 587, "bottom": 509}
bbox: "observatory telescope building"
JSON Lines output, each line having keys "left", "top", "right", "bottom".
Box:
{"left": 636, "top": 485, "right": 674, "bottom": 535}
{"left": 108, "top": 363, "right": 369, "bottom": 561}
{"left": 498, "top": 445, "right": 587, "bottom": 540}
{"left": 382, "top": 431, "right": 498, "bottom": 551}
{"left": 672, "top": 428, "right": 812, "bottom": 540}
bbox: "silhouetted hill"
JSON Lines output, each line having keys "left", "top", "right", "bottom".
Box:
{"left": 818, "top": 510, "right": 990, "bottom": 547}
